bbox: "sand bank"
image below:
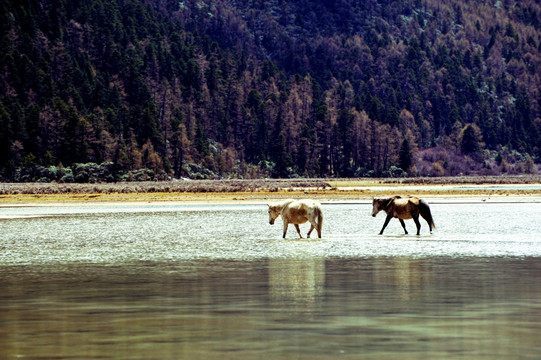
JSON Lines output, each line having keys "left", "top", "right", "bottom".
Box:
{"left": 2, "top": 184, "right": 541, "bottom": 206}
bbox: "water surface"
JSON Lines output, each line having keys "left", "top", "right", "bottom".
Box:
{"left": 2, "top": 202, "right": 541, "bottom": 263}
{"left": 1, "top": 202, "right": 540, "bottom": 359}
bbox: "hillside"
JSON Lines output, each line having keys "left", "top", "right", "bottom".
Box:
{"left": 1, "top": 0, "right": 540, "bottom": 181}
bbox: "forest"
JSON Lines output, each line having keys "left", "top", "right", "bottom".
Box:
{"left": 1, "top": 0, "right": 540, "bottom": 181}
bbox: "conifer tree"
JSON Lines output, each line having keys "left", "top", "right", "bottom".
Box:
{"left": 398, "top": 138, "right": 413, "bottom": 172}
{"left": 460, "top": 124, "right": 482, "bottom": 154}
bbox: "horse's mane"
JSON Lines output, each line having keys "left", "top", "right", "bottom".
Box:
{"left": 270, "top": 199, "right": 295, "bottom": 210}
{"left": 377, "top": 196, "right": 402, "bottom": 211}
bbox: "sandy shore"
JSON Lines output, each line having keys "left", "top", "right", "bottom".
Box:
{"left": 2, "top": 184, "right": 541, "bottom": 205}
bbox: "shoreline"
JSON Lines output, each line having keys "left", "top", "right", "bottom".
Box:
{"left": 2, "top": 178, "right": 541, "bottom": 205}
{"left": 2, "top": 186, "right": 541, "bottom": 206}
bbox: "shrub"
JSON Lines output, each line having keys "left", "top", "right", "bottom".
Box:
{"left": 98, "top": 162, "right": 116, "bottom": 182}
{"left": 73, "top": 163, "right": 101, "bottom": 183}
{"left": 385, "top": 166, "right": 407, "bottom": 178}
{"left": 182, "top": 162, "right": 215, "bottom": 179}
{"left": 431, "top": 162, "right": 445, "bottom": 176}
{"left": 60, "top": 168, "right": 75, "bottom": 183}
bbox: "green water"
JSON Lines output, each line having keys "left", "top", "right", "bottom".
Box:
{"left": 1, "top": 203, "right": 541, "bottom": 358}
{"left": 1, "top": 257, "right": 540, "bottom": 359}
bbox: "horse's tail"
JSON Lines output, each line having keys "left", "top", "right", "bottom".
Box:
{"left": 419, "top": 199, "right": 436, "bottom": 230}
{"left": 315, "top": 204, "right": 324, "bottom": 237}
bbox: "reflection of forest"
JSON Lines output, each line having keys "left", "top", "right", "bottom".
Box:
{"left": 268, "top": 258, "right": 325, "bottom": 311}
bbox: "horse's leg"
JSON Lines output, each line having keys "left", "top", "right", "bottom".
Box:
{"left": 294, "top": 224, "right": 303, "bottom": 238}
{"left": 307, "top": 223, "right": 315, "bottom": 238}
{"left": 379, "top": 214, "right": 393, "bottom": 235}
{"left": 307, "top": 215, "right": 319, "bottom": 238}
{"left": 399, "top": 219, "right": 408, "bottom": 234}
{"left": 413, "top": 215, "right": 421, "bottom": 235}
{"left": 282, "top": 221, "right": 289, "bottom": 238}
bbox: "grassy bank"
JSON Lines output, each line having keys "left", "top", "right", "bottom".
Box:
{"left": 0, "top": 179, "right": 329, "bottom": 203}
{"left": 328, "top": 175, "right": 541, "bottom": 187}
{"left": 1, "top": 176, "right": 541, "bottom": 204}
{"left": 0, "top": 179, "right": 329, "bottom": 195}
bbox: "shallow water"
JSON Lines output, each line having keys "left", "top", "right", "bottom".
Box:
{"left": 2, "top": 202, "right": 541, "bottom": 263}
{"left": 1, "top": 202, "right": 541, "bottom": 359}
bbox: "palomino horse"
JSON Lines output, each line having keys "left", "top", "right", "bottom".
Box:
{"left": 372, "top": 196, "right": 435, "bottom": 235}
{"left": 268, "top": 199, "right": 324, "bottom": 239}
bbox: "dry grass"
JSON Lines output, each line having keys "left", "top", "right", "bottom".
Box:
{"left": 329, "top": 175, "right": 541, "bottom": 187}
{"left": 0, "top": 179, "right": 330, "bottom": 195}
{"left": 1, "top": 176, "right": 541, "bottom": 203}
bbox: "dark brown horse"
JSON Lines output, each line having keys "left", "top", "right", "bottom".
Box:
{"left": 372, "top": 196, "right": 435, "bottom": 235}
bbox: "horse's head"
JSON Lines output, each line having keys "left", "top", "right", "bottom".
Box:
{"left": 372, "top": 197, "right": 395, "bottom": 216}
{"left": 372, "top": 198, "right": 384, "bottom": 217}
{"left": 268, "top": 204, "right": 281, "bottom": 225}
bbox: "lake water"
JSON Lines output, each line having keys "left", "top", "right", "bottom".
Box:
{"left": 1, "top": 202, "right": 541, "bottom": 359}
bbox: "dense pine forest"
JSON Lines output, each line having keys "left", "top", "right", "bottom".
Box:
{"left": 1, "top": 0, "right": 540, "bottom": 181}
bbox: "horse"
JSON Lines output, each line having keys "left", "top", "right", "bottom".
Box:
{"left": 372, "top": 195, "right": 435, "bottom": 235}
{"left": 268, "top": 199, "right": 324, "bottom": 239}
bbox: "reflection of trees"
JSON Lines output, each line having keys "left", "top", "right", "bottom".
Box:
{"left": 268, "top": 257, "right": 325, "bottom": 312}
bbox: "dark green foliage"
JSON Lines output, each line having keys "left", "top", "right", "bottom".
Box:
{"left": 461, "top": 125, "right": 481, "bottom": 154}
{"left": 399, "top": 138, "right": 413, "bottom": 172}
{"left": 0, "top": 0, "right": 540, "bottom": 180}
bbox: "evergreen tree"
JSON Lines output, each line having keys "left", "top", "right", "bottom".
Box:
{"left": 398, "top": 138, "right": 413, "bottom": 172}
{"left": 0, "top": 102, "right": 13, "bottom": 168}
{"left": 460, "top": 124, "right": 482, "bottom": 154}
{"left": 1, "top": 0, "right": 540, "bottom": 180}
{"left": 269, "top": 112, "right": 292, "bottom": 178}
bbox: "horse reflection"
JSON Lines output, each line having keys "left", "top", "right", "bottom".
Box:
{"left": 268, "top": 258, "right": 324, "bottom": 311}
